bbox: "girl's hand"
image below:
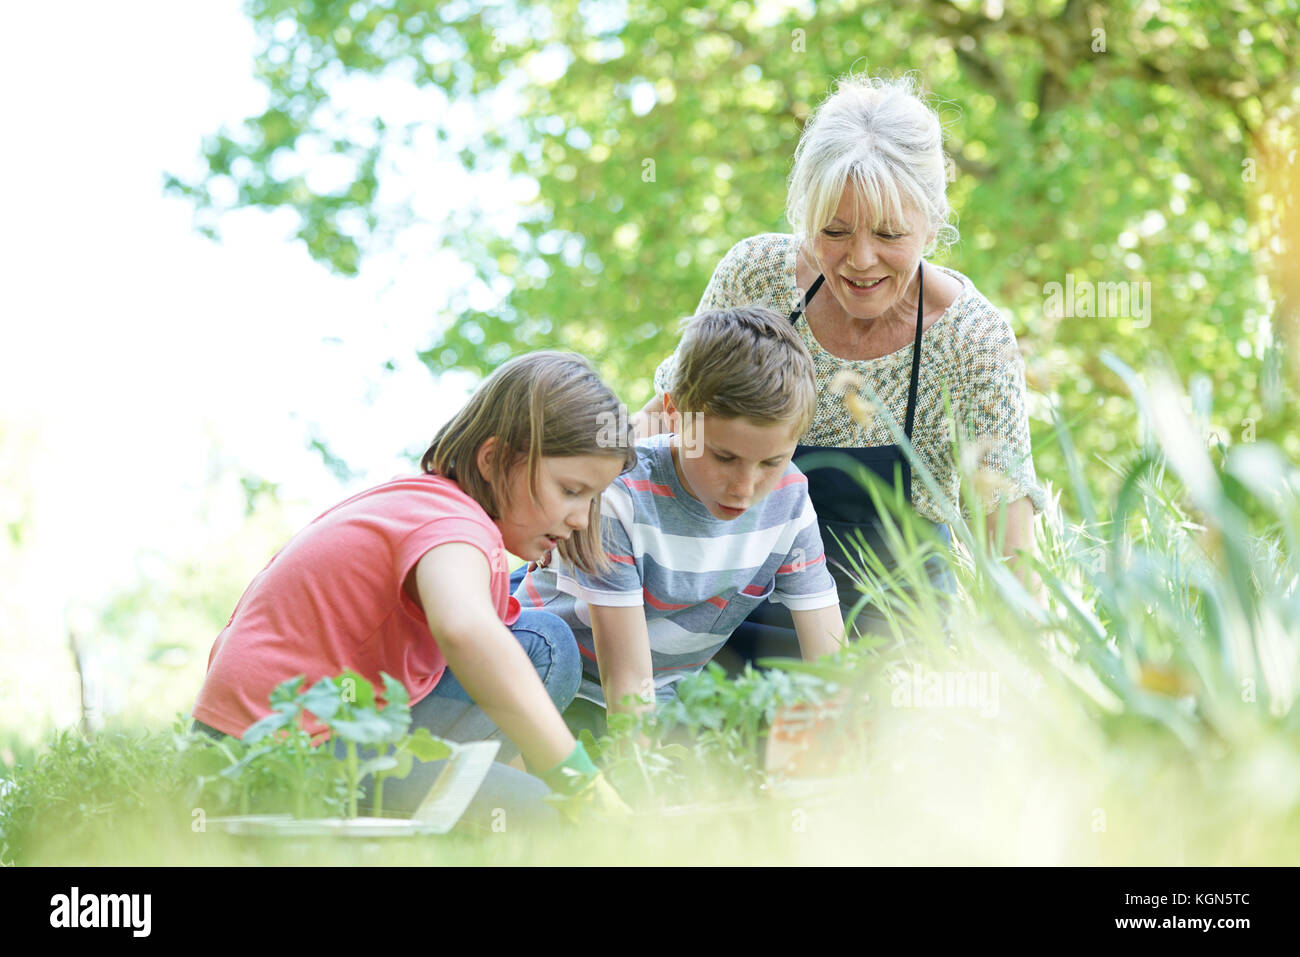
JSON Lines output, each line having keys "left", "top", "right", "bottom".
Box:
{"left": 548, "top": 772, "right": 633, "bottom": 823}
{"left": 538, "top": 740, "right": 630, "bottom": 820}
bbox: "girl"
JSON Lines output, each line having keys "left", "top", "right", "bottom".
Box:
{"left": 189, "top": 351, "right": 635, "bottom": 823}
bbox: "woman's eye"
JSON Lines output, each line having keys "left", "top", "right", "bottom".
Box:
{"left": 878, "top": 233, "right": 902, "bottom": 240}
{"left": 714, "top": 454, "right": 735, "bottom": 463}
{"left": 821, "top": 229, "right": 848, "bottom": 238}
{"left": 563, "top": 488, "right": 580, "bottom": 496}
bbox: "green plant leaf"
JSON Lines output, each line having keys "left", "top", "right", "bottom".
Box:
{"left": 402, "top": 727, "right": 452, "bottom": 762}
{"left": 329, "top": 713, "right": 405, "bottom": 745}
{"left": 300, "top": 676, "right": 343, "bottom": 722}
{"left": 359, "top": 754, "right": 399, "bottom": 777}
{"left": 337, "top": 669, "right": 376, "bottom": 711}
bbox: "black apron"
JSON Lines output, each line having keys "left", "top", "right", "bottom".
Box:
{"left": 723, "top": 261, "right": 955, "bottom": 659}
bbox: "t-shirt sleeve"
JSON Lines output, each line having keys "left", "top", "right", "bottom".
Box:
{"left": 770, "top": 495, "right": 840, "bottom": 610}
{"left": 960, "top": 314, "right": 1049, "bottom": 515}
{"left": 393, "top": 517, "right": 507, "bottom": 624}
{"left": 568, "top": 487, "right": 643, "bottom": 607}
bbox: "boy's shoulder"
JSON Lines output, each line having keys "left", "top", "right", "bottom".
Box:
{"left": 595, "top": 435, "right": 672, "bottom": 512}
{"left": 614, "top": 434, "right": 674, "bottom": 487}
{"left": 762, "top": 458, "right": 813, "bottom": 520}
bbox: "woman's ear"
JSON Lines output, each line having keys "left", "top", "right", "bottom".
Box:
{"left": 475, "top": 436, "right": 498, "bottom": 486}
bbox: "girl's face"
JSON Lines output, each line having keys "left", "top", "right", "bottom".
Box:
{"left": 810, "top": 184, "right": 936, "bottom": 324}
{"left": 481, "top": 440, "right": 624, "bottom": 560}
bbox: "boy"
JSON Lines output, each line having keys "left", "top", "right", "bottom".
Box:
{"left": 515, "top": 306, "right": 845, "bottom": 729}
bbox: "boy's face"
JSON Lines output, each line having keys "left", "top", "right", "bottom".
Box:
{"left": 665, "top": 398, "right": 801, "bottom": 521}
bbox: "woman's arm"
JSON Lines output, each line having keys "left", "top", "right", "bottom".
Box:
{"left": 790, "top": 604, "right": 846, "bottom": 662}
{"left": 415, "top": 542, "right": 575, "bottom": 770}
{"left": 588, "top": 603, "right": 655, "bottom": 720}
{"left": 987, "top": 495, "right": 1039, "bottom": 593}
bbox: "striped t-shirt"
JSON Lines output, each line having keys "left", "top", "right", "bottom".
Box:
{"left": 515, "top": 433, "right": 839, "bottom": 706}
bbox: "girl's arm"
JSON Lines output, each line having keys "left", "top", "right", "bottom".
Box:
{"left": 790, "top": 604, "right": 846, "bottom": 662}
{"left": 588, "top": 604, "right": 655, "bottom": 720}
{"left": 414, "top": 542, "right": 575, "bottom": 771}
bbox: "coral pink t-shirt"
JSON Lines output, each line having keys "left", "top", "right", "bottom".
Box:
{"left": 192, "top": 474, "right": 522, "bottom": 739}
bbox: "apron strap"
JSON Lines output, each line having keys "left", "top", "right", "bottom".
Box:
{"left": 789, "top": 274, "right": 824, "bottom": 322}
{"left": 903, "top": 260, "right": 924, "bottom": 443}
{"left": 790, "top": 263, "right": 926, "bottom": 443}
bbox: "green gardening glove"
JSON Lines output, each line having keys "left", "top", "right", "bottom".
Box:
{"left": 540, "top": 741, "right": 632, "bottom": 822}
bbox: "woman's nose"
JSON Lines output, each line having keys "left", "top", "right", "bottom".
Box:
{"left": 847, "top": 233, "right": 877, "bottom": 269}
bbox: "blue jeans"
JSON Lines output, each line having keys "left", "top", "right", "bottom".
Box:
{"left": 191, "top": 608, "right": 581, "bottom": 830}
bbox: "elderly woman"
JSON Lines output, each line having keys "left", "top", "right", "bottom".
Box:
{"left": 633, "top": 73, "right": 1047, "bottom": 650}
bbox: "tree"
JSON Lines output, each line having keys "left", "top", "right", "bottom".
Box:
{"left": 167, "top": 0, "right": 1300, "bottom": 504}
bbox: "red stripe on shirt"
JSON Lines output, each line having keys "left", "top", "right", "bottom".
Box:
{"left": 524, "top": 573, "right": 544, "bottom": 608}
{"left": 622, "top": 478, "right": 675, "bottom": 497}
{"left": 706, "top": 595, "right": 728, "bottom": 609}
{"left": 643, "top": 588, "right": 691, "bottom": 611}
{"left": 742, "top": 583, "right": 769, "bottom": 596}
{"left": 777, "top": 553, "right": 826, "bottom": 574}
{"left": 607, "top": 553, "right": 635, "bottom": 564}
{"left": 774, "top": 473, "right": 808, "bottom": 490}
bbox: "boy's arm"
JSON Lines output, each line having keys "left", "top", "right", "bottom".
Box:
{"left": 790, "top": 604, "right": 846, "bottom": 662}
{"left": 588, "top": 603, "right": 655, "bottom": 720}
{"left": 415, "top": 542, "right": 575, "bottom": 771}
{"left": 776, "top": 482, "right": 844, "bottom": 662}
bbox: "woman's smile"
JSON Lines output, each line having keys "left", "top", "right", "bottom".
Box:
{"left": 841, "top": 274, "right": 887, "bottom": 294}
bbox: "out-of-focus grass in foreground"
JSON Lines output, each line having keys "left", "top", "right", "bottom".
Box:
{"left": 2, "top": 355, "right": 1298, "bottom": 865}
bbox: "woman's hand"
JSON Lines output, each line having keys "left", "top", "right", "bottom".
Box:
{"left": 630, "top": 395, "right": 670, "bottom": 441}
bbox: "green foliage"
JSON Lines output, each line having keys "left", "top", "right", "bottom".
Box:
{"left": 221, "top": 669, "right": 450, "bottom": 819}
{"left": 0, "top": 717, "right": 231, "bottom": 866}
{"left": 832, "top": 350, "right": 1300, "bottom": 760}
{"left": 579, "top": 661, "right": 839, "bottom": 809}
{"left": 170, "top": 0, "right": 1300, "bottom": 509}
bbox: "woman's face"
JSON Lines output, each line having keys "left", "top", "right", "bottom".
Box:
{"left": 810, "top": 184, "right": 936, "bottom": 324}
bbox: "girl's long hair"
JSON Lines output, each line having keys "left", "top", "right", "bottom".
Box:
{"left": 422, "top": 351, "right": 636, "bottom": 574}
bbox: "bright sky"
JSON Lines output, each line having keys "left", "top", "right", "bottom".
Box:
{"left": 1, "top": 4, "right": 514, "bottom": 646}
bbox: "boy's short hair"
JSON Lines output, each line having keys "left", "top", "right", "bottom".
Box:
{"left": 670, "top": 305, "right": 817, "bottom": 437}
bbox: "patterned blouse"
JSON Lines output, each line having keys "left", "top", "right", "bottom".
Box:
{"left": 653, "top": 233, "right": 1047, "bottom": 526}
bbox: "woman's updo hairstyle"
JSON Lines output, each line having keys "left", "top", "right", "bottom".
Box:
{"left": 786, "top": 72, "right": 959, "bottom": 256}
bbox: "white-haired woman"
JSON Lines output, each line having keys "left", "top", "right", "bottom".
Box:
{"left": 633, "top": 73, "right": 1046, "bottom": 654}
